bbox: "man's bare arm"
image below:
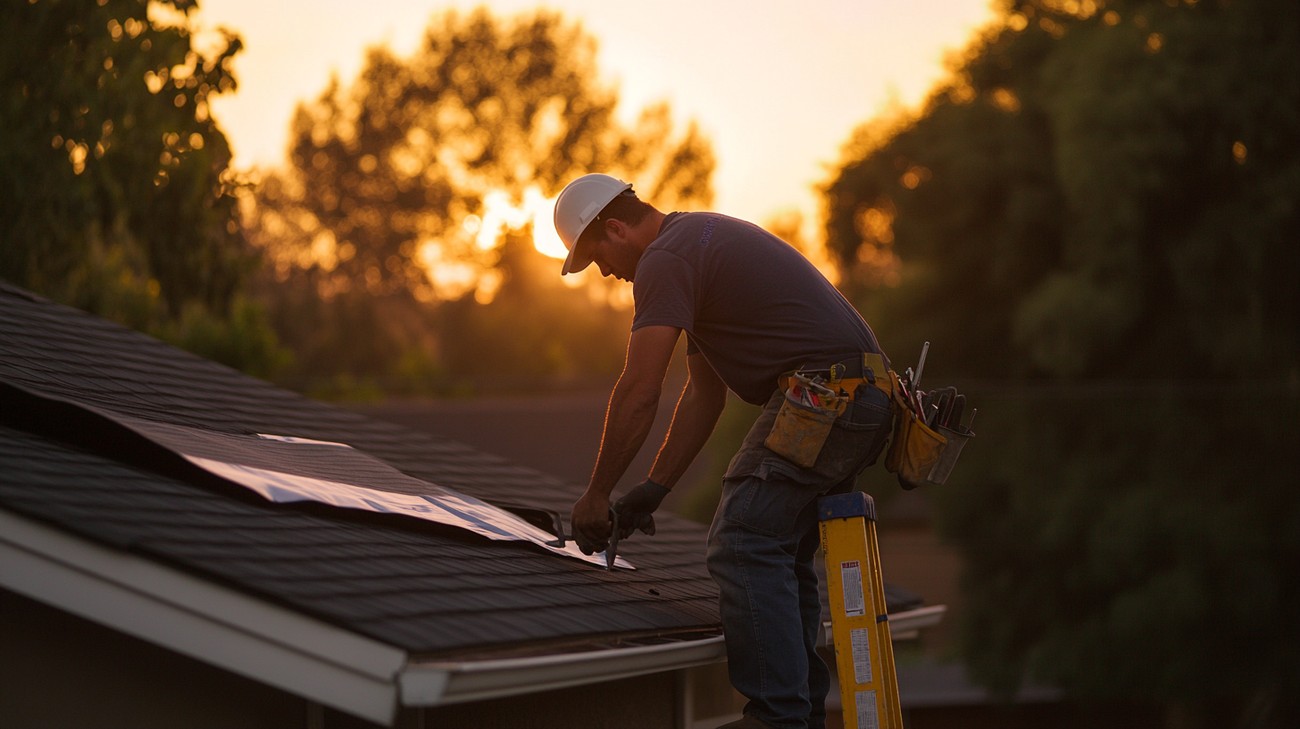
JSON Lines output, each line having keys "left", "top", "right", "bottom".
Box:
{"left": 648, "top": 351, "right": 728, "bottom": 489}
{"left": 571, "top": 325, "right": 680, "bottom": 545}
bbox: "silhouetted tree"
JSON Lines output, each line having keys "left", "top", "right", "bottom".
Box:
{"left": 249, "top": 8, "right": 715, "bottom": 390}
{"left": 825, "top": 0, "right": 1300, "bottom": 724}
{"left": 436, "top": 229, "right": 633, "bottom": 387}
{"left": 826, "top": 0, "right": 1298, "bottom": 381}
{"left": 0, "top": 0, "right": 281, "bottom": 374}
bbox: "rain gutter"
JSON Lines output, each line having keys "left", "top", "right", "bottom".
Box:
{"left": 399, "top": 633, "right": 728, "bottom": 707}
{"left": 399, "top": 603, "right": 948, "bottom": 708}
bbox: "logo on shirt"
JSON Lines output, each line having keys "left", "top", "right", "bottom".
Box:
{"left": 699, "top": 216, "right": 720, "bottom": 246}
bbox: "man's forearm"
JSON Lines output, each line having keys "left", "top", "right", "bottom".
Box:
{"left": 649, "top": 374, "right": 727, "bottom": 489}
{"left": 587, "top": 374, "right": 660, "bottom": 497}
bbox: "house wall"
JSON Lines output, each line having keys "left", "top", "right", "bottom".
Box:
{"left": 2, "top": 588, "right": 307, "bottom": 729}
{"left": 1, "top": 588, "right": 694, "bottom": 729}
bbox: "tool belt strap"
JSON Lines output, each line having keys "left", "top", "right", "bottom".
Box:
{"left": 778, "top": 352, "right": 893, "bottom": 398}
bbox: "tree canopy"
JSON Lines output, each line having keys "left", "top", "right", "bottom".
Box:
{"left": 826, "top": 0, "right": 1298, "bottom": 381}
{"left": 249, "top": 7, "right": 715, "bottom": 391}
{"left": 0, "top": 0, "right": 280, "bottom": 373}
{"left": 823, "top": 0, "right": 1299, "bottom": 723}
{"left": 2, "top": 1, "right": 241, "bottom": 317}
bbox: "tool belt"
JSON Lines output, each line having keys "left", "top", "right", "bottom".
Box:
{"left": 884, "top": 348, "right": 975, "bottom": 490}
{"left": 885, "top": 369, "right": 949, "bottom": 489}
{"left": 775, "top": 352, "right": 892, "bottom": 399}
{"left": 767, "top": 351, "right": 973, "bottom": 487}
{"left": 766, "top": 353, "right": 891, "bottom": 468}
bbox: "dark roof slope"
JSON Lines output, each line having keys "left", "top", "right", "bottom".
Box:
{"left": 0, "top": 283, "right": 718, "bottom": 657}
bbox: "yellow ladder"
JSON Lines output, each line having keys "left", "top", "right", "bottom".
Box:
{"left": 818, "top": 492, "right": 903, "bottom": 729}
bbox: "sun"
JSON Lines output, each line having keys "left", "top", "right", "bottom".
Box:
{"left": 467, "top": 186, "right": 567, "bottom": 260}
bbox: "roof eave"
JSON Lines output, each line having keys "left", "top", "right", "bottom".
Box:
{"left": 0, "top": 508, "right": 406, "bottom": 725}
{"left": 399, "top": 607, "right": 950, "bottom": 708}
{"left": 3, "top": 507, "right": 948, "bottom": 723}
{"left": 400, "top": 633, "right": 728, "bottom": 707}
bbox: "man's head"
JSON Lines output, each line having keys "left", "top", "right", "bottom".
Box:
{"left": 553, "top": 173, "right": 658, "bottom": 281}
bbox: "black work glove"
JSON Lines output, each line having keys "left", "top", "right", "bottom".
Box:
{"left": 612, "top": 479, "right": 671, "bottom": 539}
{"left": 573, "top": 529, "right": 604, "bottom": 556}
{"left": 570, "top": 492, "right": 612, "bottom": 555}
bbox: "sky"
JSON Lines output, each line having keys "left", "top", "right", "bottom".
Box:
{"left": 195, "top": 0, "right": 1000, "bottom": 238}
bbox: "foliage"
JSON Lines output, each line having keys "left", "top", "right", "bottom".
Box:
{"left": 825, "top": 0, "right": 1299, "bottom": 381}
{"left": 824, "top": 0, "right": 1300, "bottom": 723}
{"left": 0, "top": 0, "right": 284, "bottom": 375}
{"left": 434, "top": 230, "right": 633, "bottom": 390}
{"left": 247, "top": 8, "right": 715, "bottom": 391}
{"left": 940, "top": 385, "right": 1300, "bottom": 724}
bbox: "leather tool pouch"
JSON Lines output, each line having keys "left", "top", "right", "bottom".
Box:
{"left": 884, "top": 369, "right": 950, "bottom": 489}
{"left": 764, "top": 374, "right": 848, "bottom": 468}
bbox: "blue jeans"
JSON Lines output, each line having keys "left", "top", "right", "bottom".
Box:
{"left": 707, "top": 383, "right": 892, "bottom": 729}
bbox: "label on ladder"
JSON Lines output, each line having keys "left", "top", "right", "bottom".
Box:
{"left": 840, "top": 560, "right": 866, "bottom": 617}
{"left": 850, "top": 627, "right": 873, "bottom": 684}
{"left": 855, "top": 690, "right": 879, "bottom": 729}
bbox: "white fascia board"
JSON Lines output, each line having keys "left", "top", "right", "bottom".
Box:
{"left": 401, "top": 604, "right": 946, "bottom": 708}
{"left": 401, "top": 634, "right": 728, "bottom": 707}
{"left": 0, "top": 509, "right": 407, "bottom": 725}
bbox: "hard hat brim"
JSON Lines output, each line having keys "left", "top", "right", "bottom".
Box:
{"left": 561, "top": 241, "right": 594, "bottom": 275}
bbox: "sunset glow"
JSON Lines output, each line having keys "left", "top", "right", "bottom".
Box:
{"left": 468, "top": 187, "right": 567, "bottom": 259}
{"left": 198, "top": 0, "right": 998, "bottom": 233}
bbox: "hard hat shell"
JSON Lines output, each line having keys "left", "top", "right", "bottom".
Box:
{"left": 553, "top": 173, "right": 632, "bottom": 274}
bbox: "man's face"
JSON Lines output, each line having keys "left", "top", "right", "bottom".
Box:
{"left": 583, "top": 222, "right": 642, "bottom": 282}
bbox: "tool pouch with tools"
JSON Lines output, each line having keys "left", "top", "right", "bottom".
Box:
{"left": 884, "top": 368, "right": 951, "bottom": 489}
{"left": 925, "top": 423, "right": 972, "bottom": 485}
{"left": 764, "top": 373, "right": 849, "bottom": 468}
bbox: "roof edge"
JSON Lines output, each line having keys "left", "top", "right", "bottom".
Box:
{"left": 0, "top": 508, "right": 407, "bottom": 725}
{"left": 400, "top": 633, "right": 728, "bottom": 707}
{"left": 1, "top": 505, "right": 947, "bottom": 721}
{"left": 399, "top": 603, "right": 947, "bottom": 709}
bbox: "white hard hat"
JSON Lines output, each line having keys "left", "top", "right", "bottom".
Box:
{"left": 553, "top": 173, "right": 632, "bottom": 274}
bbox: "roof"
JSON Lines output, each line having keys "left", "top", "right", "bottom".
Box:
{"left": 0, "top": 282, "right": 936, "bottom": 723}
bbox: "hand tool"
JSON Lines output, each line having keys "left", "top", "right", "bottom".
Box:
{"left": 932, "top": 387, "right": 957, "bottom": 428}
{"left": 605, "top": 507, "right": 621, "bottom": 570}
{"left": 948, "top": 394, "right": 965, "bottom": 430}
{"left": 927, "top": 390, "right": 947, "bottom": 428}
{"left": 897, "top": 374, "right": 925, "bottom": 420}
{"left": 913, "top": 341, "right": 930, "bottom": 389}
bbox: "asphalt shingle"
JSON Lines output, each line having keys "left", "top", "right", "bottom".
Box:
{"left": 0, "top": 284, "right": 720, "bottom": 657}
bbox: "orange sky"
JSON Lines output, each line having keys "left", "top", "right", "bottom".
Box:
{"left": 196, "top": 0, "right": 999, "bottom": 242}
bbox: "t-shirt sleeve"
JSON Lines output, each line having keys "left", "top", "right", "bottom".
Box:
{"left": 631, "top": 249, "right": 696, "bottom": 333}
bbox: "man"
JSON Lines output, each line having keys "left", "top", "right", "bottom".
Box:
{"left": 553, "top": 173, "right": 894, "bottom": 729}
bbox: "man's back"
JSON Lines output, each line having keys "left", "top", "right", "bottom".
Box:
{"left": 632, "top": 211, "right": 884, "bottom": 403}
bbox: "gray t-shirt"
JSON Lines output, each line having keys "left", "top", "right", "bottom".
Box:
{"left": 631, "top": 212, "right": 885, "bottom": 405}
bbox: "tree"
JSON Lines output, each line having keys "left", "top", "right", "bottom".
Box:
{"left": 825, "top": 0, "right": 1298, "bottom": 381}
{"left": 435, "top": 228, "right": 633, "bottom": 388}
{"left": 249, "top": 7, "right": 714, "bottom": 389}
{"left": 0, "top": 0, "right": 280, "bottom": 374}
{"left": 824, "top": 0, "right": 1300, "bottom": 724}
